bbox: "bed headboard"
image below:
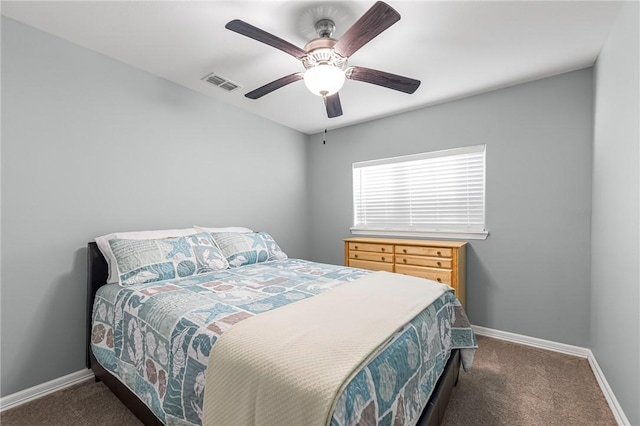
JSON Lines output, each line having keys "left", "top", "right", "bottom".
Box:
{"left": 86, "top": 242, "right": 108, "bottom": 369}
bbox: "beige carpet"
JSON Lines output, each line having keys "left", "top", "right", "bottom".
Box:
{"left": 442, "top": 336, "right": 616, "bottom": 426}
{"left": 1, "top": 336, "right": 616, "bottom": 426}
{"left": 0, "top": 378, "right": 142, "bottom": 426}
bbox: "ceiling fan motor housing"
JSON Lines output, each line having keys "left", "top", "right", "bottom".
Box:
{"left": 303, "top": 37, "right": 347, "bottom": 70}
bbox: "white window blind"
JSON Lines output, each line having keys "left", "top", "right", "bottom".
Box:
{"left": 352, "top": 145, "right": 487, "bottom": 239}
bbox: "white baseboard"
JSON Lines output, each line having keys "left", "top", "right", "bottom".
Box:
{"left": 472, "top": 325, "right": 630, "bottom": 426}
{"left": 471, "top": 325, "right": 591, "bottom": 357}
{"left": 0, "top": 369, "right": 94, "bottom": 412}
{"left": 587, "top": 351, "right": 631, "bottom": 426}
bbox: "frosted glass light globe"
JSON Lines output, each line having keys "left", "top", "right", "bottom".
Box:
{"left": 304, "top": 65, "right": 345, "bottom": 97}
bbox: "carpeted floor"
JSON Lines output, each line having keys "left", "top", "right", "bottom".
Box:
{"left": 1, "top": 335, "right": 616, "bottom": 426}
{"left": 442, "top": 336, "right": 616, "bottom": 426}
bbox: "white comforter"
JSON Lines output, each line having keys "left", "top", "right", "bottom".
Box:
{"left": 202, "top": 271, "right": 450, "bottom": 426}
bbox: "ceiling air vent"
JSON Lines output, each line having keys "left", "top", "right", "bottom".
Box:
{"left": 202, "top": 72, "right": 241, "bottom": 92}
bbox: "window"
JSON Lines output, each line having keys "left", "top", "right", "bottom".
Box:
{"left": 352, "top": 145, "right": 487, "bottom": 240}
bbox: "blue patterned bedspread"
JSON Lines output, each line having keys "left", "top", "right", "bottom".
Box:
{"left": 91, "top": 259, "right": 477, "bottom": 425}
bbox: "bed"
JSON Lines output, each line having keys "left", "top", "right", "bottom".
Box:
{"left": 86, "top": 232, "right": 476, "bottom": 426}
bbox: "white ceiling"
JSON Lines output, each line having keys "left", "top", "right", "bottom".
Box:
{"left": 2, "top": 1, "right": 622, "bottom": 135}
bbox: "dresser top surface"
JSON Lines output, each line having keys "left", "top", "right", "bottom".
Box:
{"left": 344, "top": 237, "right": 467, "bottom": 248}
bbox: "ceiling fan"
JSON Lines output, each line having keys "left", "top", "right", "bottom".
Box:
{"left": 225, "top": 1, "right": 421, "bottom": 118}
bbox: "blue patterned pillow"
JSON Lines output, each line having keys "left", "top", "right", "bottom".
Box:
{"left": 209, "top": 232, "right": 288, "bottom": 268}
{"left": 108, "top": 232, "right": 229, "bottom": 286}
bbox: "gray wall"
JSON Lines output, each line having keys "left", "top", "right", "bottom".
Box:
{"left": 591, "top": 3, "right": 640, "bottom": 424}
{"left": 307, "top": 69, "right": 594, "bottom": 347}
{"left": 1, "top": 17, "right": 309, "bottom": 397}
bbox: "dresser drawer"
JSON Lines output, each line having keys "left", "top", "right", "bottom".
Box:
{"left": 396, "top": 254, "right": 452, "bottom": 269}
{"left": 348, "top": 242, "right": 393, "bottom": 254}
{"left": 396, "top": 245, "right": 452, "bottom": 258}
{"left": 395, "top": 264, "right": 452, "bottom": 284}
{"left": 349, "top": 251, "right": 393, "bottom": 263}
{"left": 348, "top": 259, "right": 394, "bottom": 272}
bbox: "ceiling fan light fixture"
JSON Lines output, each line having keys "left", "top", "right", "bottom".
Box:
{"left": 304, "top": 64, "right": 345, "bottom": 97}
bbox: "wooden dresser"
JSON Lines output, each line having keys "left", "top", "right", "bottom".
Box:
{"left": 344, "top": 237, "right": 467, "bottom": 309}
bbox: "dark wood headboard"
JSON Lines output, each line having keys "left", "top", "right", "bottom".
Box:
{"left": 86, "top": 242, "right": 108, "bottom": 369}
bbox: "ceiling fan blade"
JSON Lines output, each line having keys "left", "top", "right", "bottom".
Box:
{"left": 346, "top": 66, "right": 421, "bottom": 94}
{"left": 324, "top": 93, "right": 343, "bottom": 118}
{"left": 333, "top": 1, "right": 401, "bottom": 58}
{"left": 226, "top": 20, "right": 307, "bottom": 60}
{"left": 245, "top": 73, "right": 304, "bottom": 99}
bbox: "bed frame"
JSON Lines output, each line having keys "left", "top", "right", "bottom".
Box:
{"left": 86, "top": 242, "right": 460, "bottom": 426}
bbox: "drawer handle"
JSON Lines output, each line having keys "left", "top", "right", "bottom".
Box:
{"left": 436, "top": 278, "right": 442, "bottom": 283}
{"left": 381, "top": 247, "right": 385, "bottom": 252}
{"left": 354, "top": 254, "right": 358, "bottom": 258}
{"left": 381, "top": 257, "right": 385, "bottom": 261}
{"left": 402, "top": 248, "right": 407, "bottom": 253}
{"left": 437, "top": 261, "right": 441, "bottom": 267}
{"left": 437, "top": 251, "right": 442, "bottom": 256}
{"left": 354, "top": 245, "right": 358, "bottom": 250}
{"left": 403, "top": 258, "right": 407, "bottom": 263}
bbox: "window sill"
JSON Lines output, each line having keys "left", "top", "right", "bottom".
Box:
{"left": 350, "top": 228, "right": 489, "bottom": 240}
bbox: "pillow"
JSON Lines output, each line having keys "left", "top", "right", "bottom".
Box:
{"left": 108, "top": 233, "right": 229, "bottom": 286}
{"left": 209, "top": 232, "right": 287, "bottom": 268}
{"left": 96, "top": 228, "right": 198, "bottom": 283}
{"left": 194, "top": 226, "right": 253, "bottom": 234}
